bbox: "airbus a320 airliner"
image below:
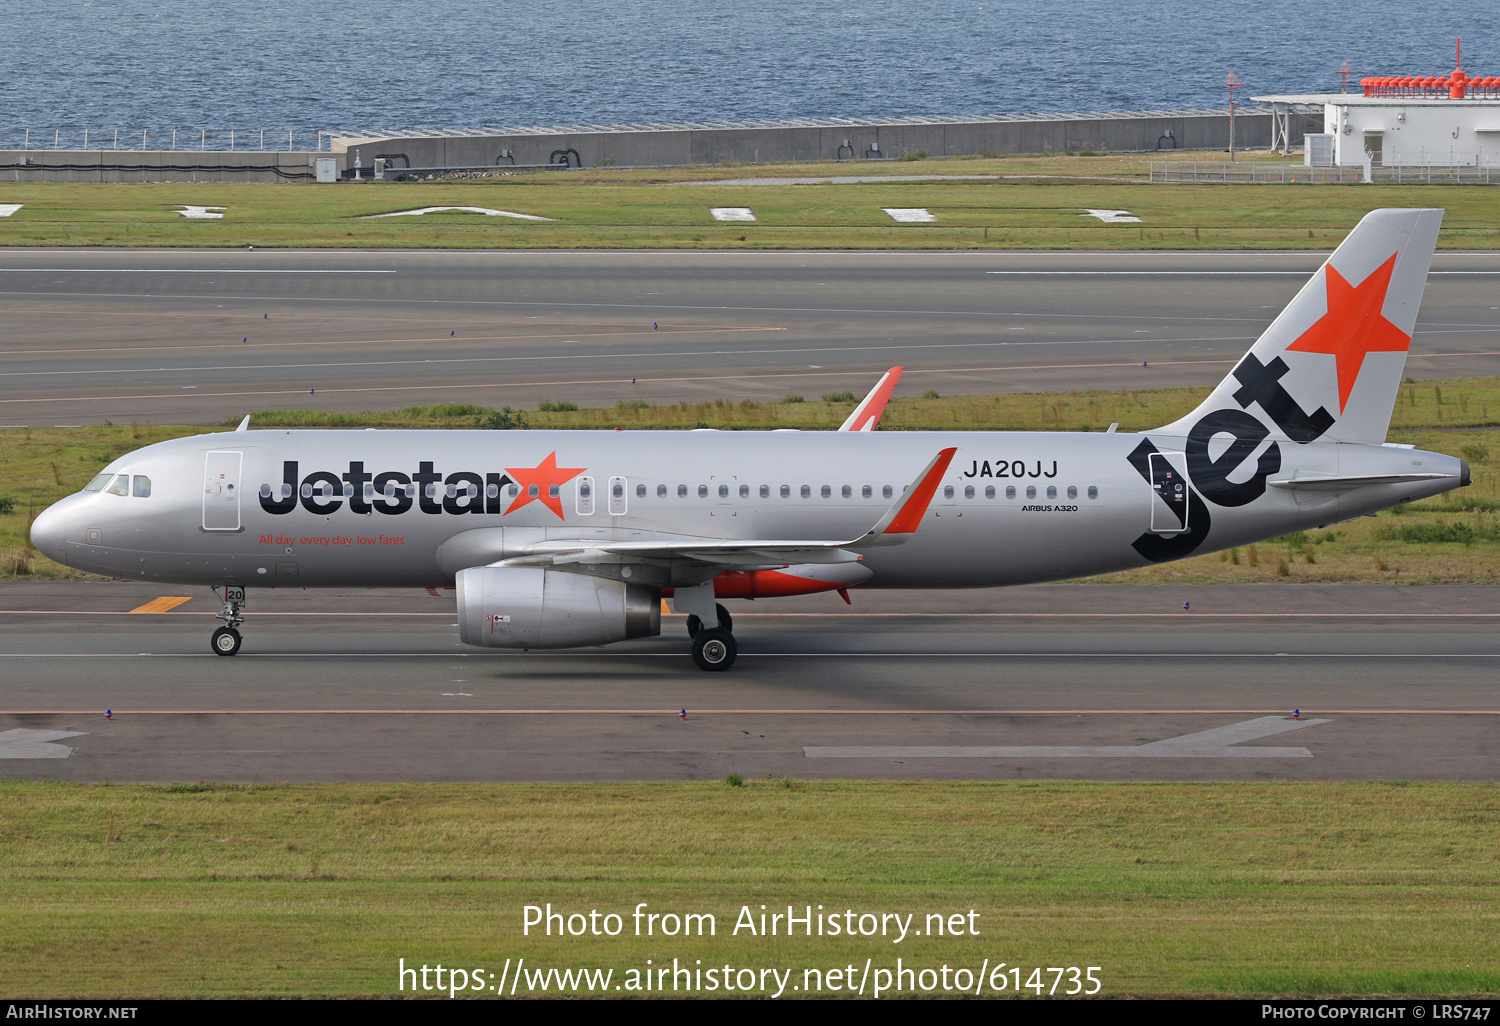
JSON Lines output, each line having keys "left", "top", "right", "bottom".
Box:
{"left": 30, "top": 208, "right": 1468, "bottom": 670}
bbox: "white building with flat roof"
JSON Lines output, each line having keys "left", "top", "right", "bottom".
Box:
{"left": 1257, "top": 68, "right": 1500, "bottom": 168}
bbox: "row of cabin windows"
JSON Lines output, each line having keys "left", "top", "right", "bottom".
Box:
{"left": 944, "top": 484, "right": 1100, "bottom": 501}
{"left": 648, "top": 483, "right": 901, "bottom": 499}
{"left": 637, "top": 483, "right": 1099, "bottom": 501}
{"left": 257, "top": 479, "right": 1102, "bottom": 503}
{"left": 83, "top": 473, "right": 151, "bottom": 497}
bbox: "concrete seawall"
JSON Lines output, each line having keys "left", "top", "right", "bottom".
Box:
{"left": 0, "top": 112, "right": 1295, "bottom": 183}
{"left": 0, "top": 151, "right": 325, "bottom": 184}
{"left": 336, "top": 112, "right": 1285, "bottom": 172}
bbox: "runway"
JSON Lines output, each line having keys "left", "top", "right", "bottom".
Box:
{"left": 1, "top": 248, "right": 1498, "bottom": 424}
{"left": 2, "top": 581, "right": 1497, "bottom": 782}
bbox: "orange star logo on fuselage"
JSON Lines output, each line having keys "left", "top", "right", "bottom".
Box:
{"left": 1284, "top": 253, "right": 1410, "bottom": 414}
{"left": 503, "top": 451, "right": 588, "bottom": 519}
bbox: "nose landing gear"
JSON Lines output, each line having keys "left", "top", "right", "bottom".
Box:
{"left": 210, "top": 585, "right": 246, "bottom": 656}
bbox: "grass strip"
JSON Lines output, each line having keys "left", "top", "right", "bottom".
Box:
{"left": 0, "top": 778, "right": 1496, "bottom": 998}
{"left": 4, "top": 152, "right": 1500, "bottom": 249}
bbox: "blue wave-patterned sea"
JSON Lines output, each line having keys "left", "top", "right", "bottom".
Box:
{"left": 1, "top": 0, "right": 1495, "bottom": 145}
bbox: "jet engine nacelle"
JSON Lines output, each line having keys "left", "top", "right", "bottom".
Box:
{"left": 456, "top": 566, "right": 660, "bottom": 649}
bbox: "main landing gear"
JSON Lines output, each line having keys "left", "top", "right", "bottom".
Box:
{"left": 687, "top": 603, "right": 736, "bottom": 672}
{"left": 210, "top": 585, "right": 246, "bottom": 656}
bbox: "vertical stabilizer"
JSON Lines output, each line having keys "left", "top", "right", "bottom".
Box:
{"left": 1155, "top": 208, "right": 1442, "bottom": 444}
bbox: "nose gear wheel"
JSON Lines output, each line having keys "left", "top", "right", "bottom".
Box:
{"left": 211, "top": 626, "right": 242, "bottom": 656}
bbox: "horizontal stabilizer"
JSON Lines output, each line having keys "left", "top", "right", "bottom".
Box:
{"left": 1267, "top": 471, "right": 1454, "bottom": 491}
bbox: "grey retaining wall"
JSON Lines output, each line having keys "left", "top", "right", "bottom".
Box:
{"left": 0, "top": 151, "right": 328, "bottom": 184}
{"left": 337, "top": 112, "right": 1288, "bottom": 171}
{"left": 0, "top": 113, "right": 1299, "bottom": 182}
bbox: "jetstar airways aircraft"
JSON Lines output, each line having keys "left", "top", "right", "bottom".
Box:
{"left": 30, "top": 208, "right": 1469, "bottom": 670}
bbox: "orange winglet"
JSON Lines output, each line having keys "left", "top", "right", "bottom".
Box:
{"left": 883, "top": 446, "right": 957, "bottom": 535}
{"left": 839, "top": 366, "right": 904, "bottom": 432}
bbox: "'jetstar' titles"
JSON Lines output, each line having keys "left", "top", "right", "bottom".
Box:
{"left": 259, "top": 461, "right": 518, "bottom": 517}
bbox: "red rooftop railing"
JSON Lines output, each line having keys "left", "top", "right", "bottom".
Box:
{"left": 1362, "top": 70, "right": 1499, "bottom": 98}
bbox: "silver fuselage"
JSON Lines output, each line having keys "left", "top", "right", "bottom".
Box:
{"left": 30, "top": 428, "right": 1466, "bottom": 590}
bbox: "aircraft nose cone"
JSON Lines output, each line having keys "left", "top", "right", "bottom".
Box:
{"left": 29, "top": 501, "right": 69, "bottom": 559}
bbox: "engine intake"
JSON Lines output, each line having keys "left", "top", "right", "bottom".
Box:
{"left": 456, "top": 566, "right": 660, "bottom": 649}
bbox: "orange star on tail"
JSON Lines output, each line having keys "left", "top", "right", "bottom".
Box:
{"left": 1284, "top": 253, "right": 1410, "bottom": 413}
{"left": 504, "top": 451, "right": 588, "bottom": 519}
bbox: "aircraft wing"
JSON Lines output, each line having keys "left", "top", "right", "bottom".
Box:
{"left": 838, "top": 366, "right": 904, "bottom": 432}
{"left": 509, "top": 446, "right": 957, "bottom": 571}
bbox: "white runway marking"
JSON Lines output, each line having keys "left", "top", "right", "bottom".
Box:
{"left": 0, "top": 728, "right": 88, "bottom": 759}
{"left": 709, "top": 207, "right": 757, "bottom": 222}
{"left": 804, "top": 716, "right": 1330, "bottom": 759}
{"left": 883, "top": 208, "right": 936, "bottom": 222}
{"left": 176, "top": 206, "right": 226, "bottom": 219}
{"left": 360, "top": 206, "right": 554, "bottom": 221}
{"left": 1080, "top": 208, "right": 1143, "bottom": 223}
{"left": 0, "top": 204, "right": 22, "bottom": 217}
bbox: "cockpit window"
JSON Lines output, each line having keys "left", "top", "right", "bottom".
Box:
{"left": 83, "top": 473, "right": 112, "bottom": 493}
{"left": 105, "top": 474, "right": 130, "bottom": 496}
{"left": 133, "top": 475, "right": 151, "bottom": 498}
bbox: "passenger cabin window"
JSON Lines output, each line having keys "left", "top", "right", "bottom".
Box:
{"left": 678, "top": 485, "right": 688, "bottom": 498}
{"left": 882, "top": 485, "right": 893, "bottom": 499}
{"left": 1088, "top": 485, "right": 1099, "bottom": 500}
{"left": 83, "top": 473, "right": 112, "bottom": 493}
{"left": 800, "top": 485, "right": 810, "bottom": 498}
{"left": 943, "top": 486, "right": 954, "bottom": 499}
{"left": 698, "top": 485, "right": 708, "bottom": 498}
{"left": 740, "top": 484, "right": 749, "bottom": 498}
{"left": 1067, "top": 485, "right": 1077, "bottom": 499}
{"left": 964, "top": 485, "right": 974, "bottom": 499}
{"left": 1006, "top": 485, "right": 1016, "bottom": 499}
{"left": 719, "top": 484, "right": 729, "bottom": 498}
{"left": 842, "top": 485, "right": 851, "bottom": 498}
{"left": 105, "top": 474, "right": 130, "bottom": 496}
{"left": 780, "top": 485, "right": 790, "bottom": 498}
{"left": 658, "top": 484, "right": 667, "bottom": 498}
{"left": 1046, "top": 485, "right": 1057, "bottom": 500}
{"left": 637, "top": 484, "right": 647, "bottom": 498}
{"left": 760, "top": 485, "right": 770, "bottom": 498}
{"left": 1026, "top": 485, "right": 1037, "bottom": 499}
{"left": 820, "top": 485, "right": 831, "bottom": 498}
{"left": 985, "top": 485, "right": 995, "bottom": 499}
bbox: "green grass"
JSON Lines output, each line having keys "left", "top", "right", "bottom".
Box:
{"left": 1, "top": 779, "right": 1497, "bottom": 997}
{"left": 4, "top": 380, "right": 1500, "bottom": 583}
{"left": 5, "top": 152, "right": 1500, "bottom": 249}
